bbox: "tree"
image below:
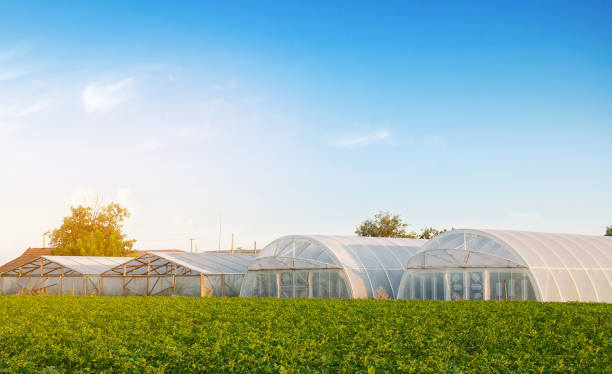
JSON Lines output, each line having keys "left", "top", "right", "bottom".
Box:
{"left": 355, "top": 211, "right": 410, "bottom": 238}
{"left": 355, "top": 211, "right": 452, "bottom": 239}
{"left": 49, "top": 203, "right": 135, "bottom": 256}
{"left": 606, "top": 226, "right": 612, "bottom": 236}
{"left": 418, "top": 227, "right": 451, "bottom": 239}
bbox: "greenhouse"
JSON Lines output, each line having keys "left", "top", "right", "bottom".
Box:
{"left": 102, "top": 252, "right": 256, "bottom": 297}
{"left": 398, "top": 229, "right": 612, "bottom": 302}
{"left": 240, "top": 235, "right": 426, "bottom": 299}
{"left": 0, "top": 256, "right": 132, "bottom": 296}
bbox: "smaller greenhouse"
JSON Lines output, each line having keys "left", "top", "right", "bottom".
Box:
{"left": 398, "top": 229, "right": 612, "bottom": 302}
{"left": 0, "top": 256, "right": 131, "bottom": 296}
{"left": 102, "top": 252, "right": 256, "bottom": 296}
{"left": 241, "top": 235, "right": 426, "bottom": 299}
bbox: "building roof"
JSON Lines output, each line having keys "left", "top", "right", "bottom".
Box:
{"left": 1, "top": 255, "right": 133, "bottom": 276}
{"left": 249, "top": 235, "right": 427, "bottom": 298}
{"left": 0, "top": 248, "right": 53, "bottom": 274}
{"left": 412, "top": 229, "right": 612, "bottom": 302}
{"left": 133, "top": 249, "right": 184, "bottom": 256}
{"left": 254, "top": 235, "right": 426, "bottom": 270}
{"left": 44, "top": 256, "right": 134, "bottom": 275}
{"left": 103, "top": 252, "right": 257, "bottom": 276}
{"left": 0, "top": 248, "right": 186, "bottom": 275}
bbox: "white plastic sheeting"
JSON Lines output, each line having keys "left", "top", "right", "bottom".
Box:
{"left": 102, "top": 252, "right": 257, "bottom": 297}
{"left": 401, "top": 229, "right": 612, "bottom": 302}
{"left": 1, "top": 256, "right": 132, "bottom": 276}
{"left": 103, "top": 252, "right": 256, "bottom": 276}
{"left": 156, "top": 252, "right": 255, "bottom": 274}
{"left": 43, "top": 256, "right": 132, "bottom": 275}
{"left": 0, "top": 256, "right": 132, "bottom": 296}
{"left": 241, "top": 235, "right": 426, "bottom": 299}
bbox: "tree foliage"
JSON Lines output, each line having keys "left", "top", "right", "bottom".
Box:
{"left": 49, "top": 203, "right": 135, "bottom": 256}
{"left": 355, "top": 211, "right": 409, "bottom": 238}
{"left": 417, "top": 226, "right": 452, "bottom": 239}
{"left": 606, "top": 226, "right": 612, "bottom": 236}
{"left": 355, "top": 211, "right": 451, "bottom": 239}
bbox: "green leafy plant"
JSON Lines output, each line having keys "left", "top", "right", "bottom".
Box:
{"left": 0, "top": 297, "right": 608, "bottom": 373}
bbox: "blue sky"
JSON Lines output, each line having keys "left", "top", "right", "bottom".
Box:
{"left": 0, "top": 1, "right": 611, "bottom": 262}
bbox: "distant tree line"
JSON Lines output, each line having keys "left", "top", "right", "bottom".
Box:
{"left": 606, "top": 226, "right": 612, "bottom": 236}
{"left": 355, "top": 211, "right": 452, "bottom": 239}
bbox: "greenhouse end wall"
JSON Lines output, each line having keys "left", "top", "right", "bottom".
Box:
{"left": 0, "top": 276, "right": 101, "bottom": 296}
{"left": 397, "top": 229, "right": 612, "bottom": 302}
{"left": 0, "top": 274, "right": 246, "bottom": 297}
{"left": 398, "top": 268, "right": 539, "bottom": 301}
{"left": 243, "top": 235, "right": 425, "bottom": 299}
{"left": 241, "top": 269, "right": 351, "bottom": 298}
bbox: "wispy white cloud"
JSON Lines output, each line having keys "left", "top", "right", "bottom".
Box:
{"left": 0, "top": 67, "right": 34, "bottom": 82}
{"left": 82, "top": 77, "right": 135, "bottom": 113}
{"left": 425, "top": 135, "right": 448, "bottom": 148}
{"left": 0, "top": 44, "right": 32, "bottom": 62}
{"left": 0, "top": 101, "right": 47, "bottom": 119}
{"left": 334, "top": 129, "right": 391, "bottom": 148}
{"left": 210, "top": 79, "right": 238, "bottom": 91}
{"left": 0, "top": 45, "right": 35, "bottom": 82}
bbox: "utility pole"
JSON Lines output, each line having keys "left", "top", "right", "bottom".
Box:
{"left": 218, "top": 213, "right": 222, "bottom": 251}
{"left": 189, "top": 238, "right": 195, "bottom": 253}
{"left": 231, "top": 233, "right": 234, "bottom": 253}
{"left": 42, "top": 231, "right": 50, "bottom": 249}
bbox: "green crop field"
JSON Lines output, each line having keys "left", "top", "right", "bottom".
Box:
{"left": 0, "top": 297, "right": 609, "bottom": 373}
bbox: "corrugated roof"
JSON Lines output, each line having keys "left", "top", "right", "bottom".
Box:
{"left": 103, "top": 252, "right": 257, "bottom": 275}
{"left": 41, "top": 256, "right": 133, "bottom": 275}
{"left": 133, "top": 249, "right": 184, "bottom": 256}
{"left": 0, "top": 248, "right": 52, "bottom": 274}
{"left": 157, "top": 252, "right": 256, "bottom": 274}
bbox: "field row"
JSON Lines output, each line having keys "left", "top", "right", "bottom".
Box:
{"left": 0, "top": 297, "right": 609, "bottom": 373}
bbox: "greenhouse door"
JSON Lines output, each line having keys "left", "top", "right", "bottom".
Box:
{"left": 468, "top": 272, "right": 484, "bottom": 300}
{"left": 279, "top": 271, "right": 293, "bottom": 298}
{"left": 449, "top": 272, "right": 465, "bottom": 300}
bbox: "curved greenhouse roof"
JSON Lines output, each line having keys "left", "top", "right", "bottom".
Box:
{"left": 403, "top": 229, "right": 612, "bottom": 302}
{"left": 243, "top": 235, "right": 426, "bottom": 299}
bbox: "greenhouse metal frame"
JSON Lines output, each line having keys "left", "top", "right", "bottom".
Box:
{"left": 102, "top": 252, "right": 256, "bottom": 297}
{"left": 397, "top": 229, "right": 612, "bottom": 302}
{"left": 240, "top": 235, "right": 426, "bottom": 299}
{"left": 2, "top": 229, "right": 609, "bottom": 303}
{"left": 0, "top": 256, "right": 132, "bottom": 296}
